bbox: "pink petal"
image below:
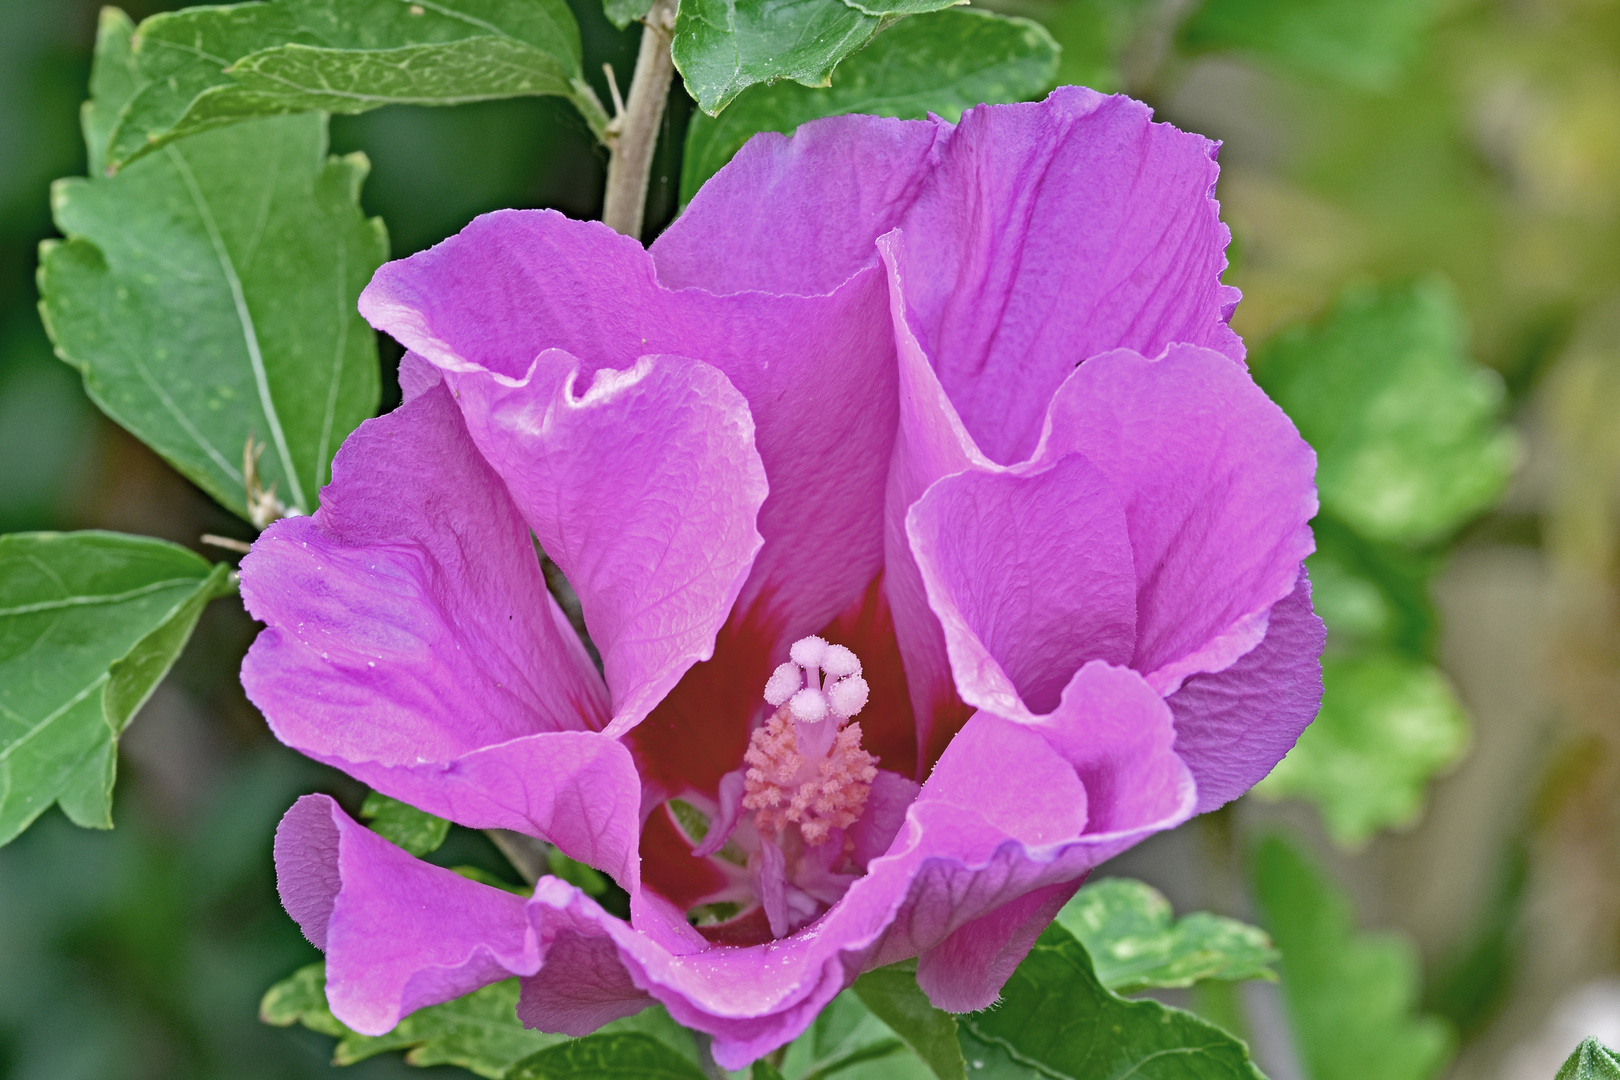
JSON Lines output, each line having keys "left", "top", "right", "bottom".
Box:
{"left": 360, "top": 210, "right": 905, "bottom": 793}
{"left": 1169, "top": 568, "right": 1325, "bottom": 813}
{"left": 275, "top": 795, "right": 539, "bottom": 1036}
{"left": 914, "top": 880, "right": 1079, "bottom": 1012}
{"left": 508, "top": 663, "right": 1190, "bottom": 1068}
{"left": 1037, "top": 344, "right": 1318, "bottom": 689}
{"left": 441, "top": 351, "right": 768, "bottom": 738}
{"left": 878, "top": 234, "right": 990, "bottom": 765}
{"left": 906, "top": 454, "right": 1137, "bottom": 720}
{"left": 240, "top": 383, "right": 607, "bottom": 760}
{"left": 652, "top": 113, "right": 945, "bottom": 297}
{"left": 885, "top": 86, "right": 1242, "bottom": 467}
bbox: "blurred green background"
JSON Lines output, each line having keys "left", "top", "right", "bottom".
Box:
{"left": 2, "top": 0, "right": 1618, "bottom": 1078}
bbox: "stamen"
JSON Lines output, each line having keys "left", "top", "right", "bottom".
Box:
{"left": 763, "top": 662, "right": 802, "bottom": 706}
{"left": 789, "top": 688, "right": 829, "bottom": 722}
{"left": 742, "top": 635, "right": 878, "bottom": 847}
{"left": 789, "top": 635, "right": 828, "bottom": 669}
{"left": 827, "top": 674, "right": 869, "bottom": 718}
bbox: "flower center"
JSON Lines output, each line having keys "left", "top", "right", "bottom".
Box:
{"left": 743, "top": 636, "right": 877, "bottom": 846}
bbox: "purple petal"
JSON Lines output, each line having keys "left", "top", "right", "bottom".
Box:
{"left": 906, "top": 454, "right": 1136, "bottom": 720}
{"left": 1037, "top": 344, "right": 1317, "bottom": 690}
{"left": 885, "top": 86, "right": 1242, "bottom": 466}
{"left": 504, "top": 663, "right": 1189, "bottom": 1068}
{"left": 397, "top": 350, "right": 441, "bottom": 402}
{"left": 241, "top": 383, "right": 608, "bottom": 760}
{"left": 274, "top": 795, "right": 539, "bottom": 1036}
{"left": 652, "top": 114, "right": 944, "bottom": 297}
{"left": 879, "top": 236, "right": 991, "bottom": 764}
{"left": 360, "top": 209, "right": 901, "bottom": 697}
{"left": 439, "top": 351, "right": 768, "bottom": 737}
{"left": 918, "top": 713, "right": 1088, "bottom": 844}
{"left": 915, "top": 880, "right": 1078, "bottom": 1012}
{"left": 1169, "top": 569, "right": 1325, "bottom": 813}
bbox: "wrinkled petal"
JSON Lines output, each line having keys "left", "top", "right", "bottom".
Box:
{"left": 1169, "top": 569, "right": 1325, "bottom": 813}
{"left": 879, "top": 235, "right": 991, "bottom": 764}
{"left": 919, "top": 713, "right": 1089, "bottom": 843}
{"left": 653, "top": 114, "right": 944, "bottom": 297}
{"left": 360, "top": 210, "right": 902, "bottom": 795}
{"left": 507, "top": 662, "right": 1190, "bottom": 1068}
{"left": 275, "top": 795, "right": 539, "bottom": 1036}
{"left": 240, "top": 385, "right": 646, "bottom": 876}
{"left": 241, "top": 384, "right": 607, "bottom": 759}
{"left": 334, "top": 731, "right": 646, "bottom": 884}
{"left": 1037, "top": 344, "right": 1317, "bottom": 690}
{"left": 915, "top": 880, "right": 1078, "bottom": 1012}
{"left": 906, "top": 454, "right": 1136, "bottom": 720}
{"left": 397, "top": 350, "right": 441, "bottom": 402}
{"left": 444, "top": 351, "right": 767, "bottom": 737}
{"left": 886, "top": 86, "right": 1242, "bottom": 467}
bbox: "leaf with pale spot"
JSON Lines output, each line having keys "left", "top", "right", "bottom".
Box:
{"left": 1252, "top": 278, "right": 1517, "bottom": 546}
{"left": 361, "top": 791, "right": 449, "bottom": 856}
{"left": 1056, "top": 877, "right": 1279, "bottom": 994}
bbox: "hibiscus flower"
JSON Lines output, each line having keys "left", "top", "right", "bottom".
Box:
{"left": 243, "top": 86, "right": 1322, "bottom": 1069}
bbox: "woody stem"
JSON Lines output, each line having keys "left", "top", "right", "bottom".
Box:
{"left": 600, "top": 0, "right": 678, "bottom": 239}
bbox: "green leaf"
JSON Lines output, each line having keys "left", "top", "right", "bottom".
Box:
{"left": 360, "top": 791, "right": 449, "bottom": 857}
{"left": 40, "top": 110, "right": 387, "bottom": 524}
{"left": 602, "top": 0, "right": 653, "bottom": 29}
{"left": 1251, "top": 833, "right": 1453, "bottom": 1080}
{"left": 0, "top": 531, "right": 229, "bottom": 846}
{"left": 1178, "top": 0, "right": 1444, "bottom": 91}
{"left": 548, "top": 844, "right": 610, "bottom": 895}
{"left": 956, "top": 922, "right": 1266, "bottom": 1079}
{"left": 672, "top": 0, "right": 879, "bottom": 116}
{"left": 679, "top": 8, "right": 1057, "bottom": 201}
{"left": 1054, "top": 877, "right": 1279, "bottom": 994}
{"left": 779, "top": 988, "right": 929, "bottom": 1080}
{"left": 261, "top": 965, "right": 565, "bottom": 1078}
{"left": 81, "top": 8, "right": 144, "bottom": 178}
{"left": 1304, "top": 517, "right": 1441, "bottom": 658}
{"left": 259, "top": 962, "right": 348, "bottom": 1036}
{"left": 841, "top": 0, "right": 962, "bottom": 16}
{"left": 453, "top": 864, "right": 535, "bottom": 895}
{"left": 105, "top": 0, "right": 605, "bottom": 171}
{"left": 1255, "top": 652, "right": 1469, "bottom": 846}
{"left": 505, "top": 1033, "right": 709, "bottom": 1079}
{"left": 851, "top": 961, "right": 966, "bottom": 1080}
{"left": 1558, "top": 1039, "right": 1620, "bottom": 1080}
{"left": 1252, "top": 278, "right": 1517, "bottom": 546}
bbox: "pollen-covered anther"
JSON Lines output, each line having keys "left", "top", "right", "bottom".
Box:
{"left": 742, "top": 637, "right": 879, "bottom": 845}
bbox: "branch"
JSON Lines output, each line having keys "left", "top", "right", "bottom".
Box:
{"left": 600, "top": 0, "right": 679, "bottom": 239}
